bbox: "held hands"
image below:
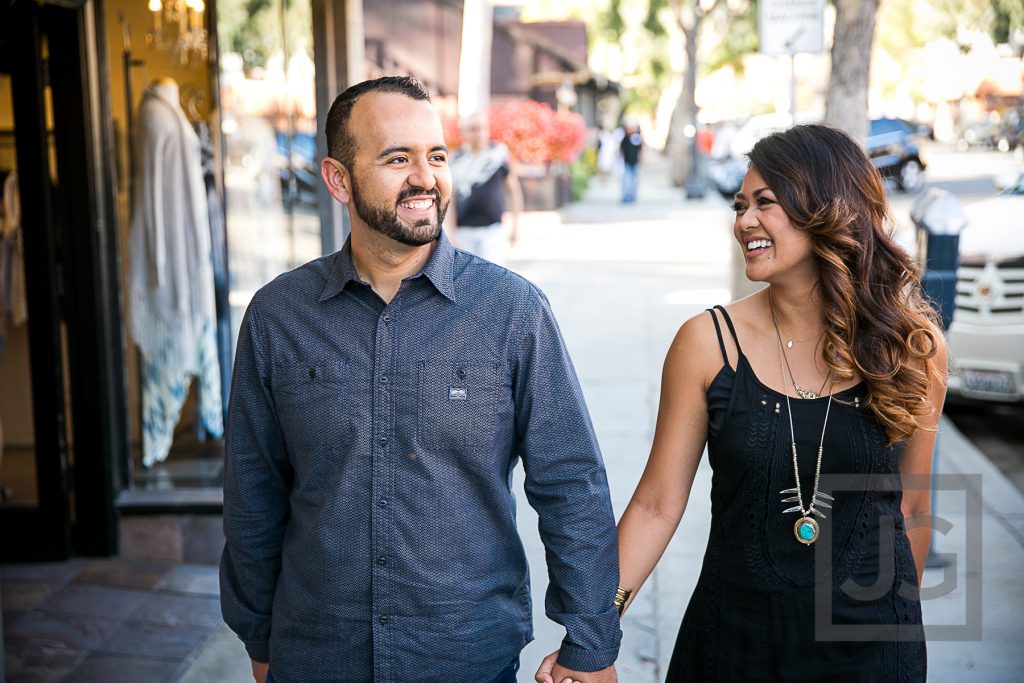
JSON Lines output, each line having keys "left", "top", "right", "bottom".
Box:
{"left": 534, "top": 650, "right": 617, "bottom": 683}
{"left": 251, "top": 660, "right": 269, "bottom": 683}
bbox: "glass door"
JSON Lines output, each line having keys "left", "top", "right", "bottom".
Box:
{"left": 0, "top": 0, "right": 126, "bottom": 561}
{"left": 0, "top": 2, "right": 74, "bottom": 561}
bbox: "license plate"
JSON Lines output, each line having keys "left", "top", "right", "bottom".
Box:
{"left": 962, "top": 369, "right": 1017, "bottom": 397}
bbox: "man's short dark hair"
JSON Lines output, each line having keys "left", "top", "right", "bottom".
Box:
{"left": 325, "top": 76, "right": 431, "bottom": 169}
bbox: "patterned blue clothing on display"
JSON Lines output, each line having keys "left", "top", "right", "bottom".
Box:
{"left": 220, "top": 231, "right": 621, "bottom": 682}
{"left": 195, "top": 119, "right": 232, "bottom": 418}
{"left": 141, "top": 319, "right": 223, "bottom": 470}
{"left": 667, "top": 307, "right": 926, "bottom": 682}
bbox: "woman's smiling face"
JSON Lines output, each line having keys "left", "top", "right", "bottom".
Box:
{"left": 731, "top": 165, "right": 817, "bottom": 284}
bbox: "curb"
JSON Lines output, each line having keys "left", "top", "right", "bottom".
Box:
{"left": 938, "top": 415, "right": 1024, "bottom": 546}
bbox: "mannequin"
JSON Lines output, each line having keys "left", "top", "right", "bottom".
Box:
{"left": 129, "top": 77, "right": 223, "bottom": 467}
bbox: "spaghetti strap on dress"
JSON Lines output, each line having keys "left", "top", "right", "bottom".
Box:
{"left": 666, "top": 307, "right": 926, "bottom": 682}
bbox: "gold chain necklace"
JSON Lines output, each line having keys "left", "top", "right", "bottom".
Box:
{"left": 769, "top": 292, "right": 829, "bottom": 399}
{"left": 768, "top": 289, "right": 825, "bottom": 348}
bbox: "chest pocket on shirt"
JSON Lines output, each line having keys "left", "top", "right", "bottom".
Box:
{"left": 271, "top": 361, "right": 352, "bottom": 489}
{"left": 418, "top": 361, "right": 500, "bottom": 450}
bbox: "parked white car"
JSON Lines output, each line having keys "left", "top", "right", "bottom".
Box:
{"left": 946, "top": 172, "right": 1024, "bottom": 403}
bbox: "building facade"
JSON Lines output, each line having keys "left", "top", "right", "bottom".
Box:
{"left": 0, "top": 0, "right": 464, "bottom": 565}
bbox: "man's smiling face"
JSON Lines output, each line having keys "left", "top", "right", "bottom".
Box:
{"left": 344, "top": 92, "right": 452, "bottom": 246}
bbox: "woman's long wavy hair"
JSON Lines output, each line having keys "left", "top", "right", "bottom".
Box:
{"left": 748, "top": 124, "right": 942, "bottom": 444}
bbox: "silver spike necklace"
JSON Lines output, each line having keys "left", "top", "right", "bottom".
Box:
{"left": 770, "top": 294, "right": 834, "bottom": 545}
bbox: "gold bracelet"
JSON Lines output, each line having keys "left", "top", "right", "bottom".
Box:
{"left": 613, "top": 587, "right": 632, "bottom": 616}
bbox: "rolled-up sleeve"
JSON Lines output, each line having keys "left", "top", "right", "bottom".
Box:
{"left": 513, "top": 291, "right": 622, "bottom": 672}
{"left": 220, "top": 302, "right": 292, "bottom": 662}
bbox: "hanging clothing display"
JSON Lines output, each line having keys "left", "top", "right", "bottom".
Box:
{"left": 0, "top": 169, "right": 27, "bottom": 342}
{"left": 129, "top": 80, "right": 223, "bottom": 467}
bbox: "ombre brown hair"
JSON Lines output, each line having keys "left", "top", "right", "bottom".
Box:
{"left": 748, "top": 124, "right": 942, "bottom": 444}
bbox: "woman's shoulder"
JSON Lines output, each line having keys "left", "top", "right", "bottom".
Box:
{"left": 669, "top": 306, "right": 738, "bottom": 371}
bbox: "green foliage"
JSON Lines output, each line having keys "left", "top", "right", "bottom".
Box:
{"left": 570, "top": 147, "right": 598, "bottom": 202}
{"left": 218, "top": 0, "right": 312, "bottom": 72}
{"left": 703, "top": 2, "right": 758, "bottom": 75}
{"left": 650, "top": 55, "right": 668, "bottom": 79}
{"left": 925, "top": 0, "right": 996, "bottom": 41}
{"left": 991, "top": 0, "right": 1024, "bottom": 44}
{"left": 883, "top": 0, "right": 1021, "bottom": 49}
{"left": 601, "top": 0, "right": 627, "bottom": 41}
{"left": 644, "top": 0, "right": 668, "bottom": 37}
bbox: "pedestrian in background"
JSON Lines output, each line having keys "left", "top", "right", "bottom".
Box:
{"left": 619, "top": 120, "right": 642, "bottom": 203}
{"left": 220, "top": 76, "right": 621, "bottom": 683}
{"left": 596, "top": 126, "right": 620, "bottom": 178}
{"left": 539, "top": 124, "right": 946, "bottom": 682}
{"left": 449, "top": 112, "right": 523, "bottom": 264}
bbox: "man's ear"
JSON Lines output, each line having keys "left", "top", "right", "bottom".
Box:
{"left": 321, "top": 157, "right": 352, "bottom": 205}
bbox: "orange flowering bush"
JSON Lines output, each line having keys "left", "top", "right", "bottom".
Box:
{"left": 444, "top": 101, "right": 587, "bottom": 165}
{"left": 489, "top": 101, "right": 586, "bottom": 164}
{"left": 440, "top": 113, "right": 463, "bottom": 150}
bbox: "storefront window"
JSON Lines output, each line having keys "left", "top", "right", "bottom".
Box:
{"left": 95, "top": 0, "right": 320, "bottom": 489}
{"left": 217, "top": 0, "right": 320, "bottom": 341}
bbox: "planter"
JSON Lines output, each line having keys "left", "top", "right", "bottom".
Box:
{"left": 518, "top": 163, "right": 571, "bottom": 211}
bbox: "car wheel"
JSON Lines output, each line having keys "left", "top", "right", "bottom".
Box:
{"left": 897, "top": 158, "right": 923, "bottom": 193}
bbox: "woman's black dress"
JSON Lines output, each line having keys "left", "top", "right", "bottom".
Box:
{"left": 666, "top": 307, "right": 926, "bottom": 682}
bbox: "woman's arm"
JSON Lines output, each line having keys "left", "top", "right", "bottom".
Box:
{"left": 617, "top": 313, "right": 721, "bottom": 615}
{"left": 899, "top": 334, "right": 949, "bottom": 586}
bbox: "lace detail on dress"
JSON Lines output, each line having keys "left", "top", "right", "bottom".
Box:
{"left": 741, "top": 389, "right": 799, "bottom": 599}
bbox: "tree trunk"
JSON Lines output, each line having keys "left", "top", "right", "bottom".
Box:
{"left": 824, "top": 0, "right": 880, "bottom": 143}
{"left": 669, "top": 20, "right": 700, "bottom": 187}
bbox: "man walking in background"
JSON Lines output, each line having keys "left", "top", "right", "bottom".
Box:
{"left": 449, "top": 112, "right": 523, "bottom": 264}
{"left": 220, "top": 76, "right": 620, "bottom": 683}
{"left": 620, "top": 120, "right": 642, "bottom": 204}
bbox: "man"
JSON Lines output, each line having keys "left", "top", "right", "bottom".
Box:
{"left": 619, "top": 121, "right": 642, "bottom": 204}
{"left": 449, "top": 112, "right": 523, "bottom": 264}
{"left": 220, "top": 76, "right": 621, "bottom": 683}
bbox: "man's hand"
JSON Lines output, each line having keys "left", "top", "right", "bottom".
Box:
{"left": 251, "top": 660, "right": 269, "bottom": 683}
{"left": 535, "top": 650, "right": 617, "bottom": 683}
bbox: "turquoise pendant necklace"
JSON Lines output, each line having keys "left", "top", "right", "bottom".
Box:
{"left": 770, "top": 296, "right": 834, "bottom": 545}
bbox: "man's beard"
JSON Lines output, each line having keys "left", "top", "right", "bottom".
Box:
{"left": 349, "top": 174, "right": 448, "bottom": 247}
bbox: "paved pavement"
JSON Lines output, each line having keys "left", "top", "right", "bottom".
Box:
{"left": 3, "top": 154, "right": 1022, "bottom": 682}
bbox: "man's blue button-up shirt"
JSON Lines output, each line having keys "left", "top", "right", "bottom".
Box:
{"left": 220, "top": 232, "right": 622, "bottom": 682}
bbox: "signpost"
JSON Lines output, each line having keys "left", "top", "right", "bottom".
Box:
{"left": 758, "top": 0, "right": 826, "bottom": 115}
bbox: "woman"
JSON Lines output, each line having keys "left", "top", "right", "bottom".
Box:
{"left": 538, "top": 125, "right": 946, "bottom": 683}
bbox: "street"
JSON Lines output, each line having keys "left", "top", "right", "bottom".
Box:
{"left": 886, "top": 145, "right": 1024, "bottom": 499}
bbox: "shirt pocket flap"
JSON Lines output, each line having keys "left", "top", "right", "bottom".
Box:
{"left": 418, "top": 361, "right": 500, "bottom": 449}
{"left": 272, "top": 360, "right": 347, "bottom": 393}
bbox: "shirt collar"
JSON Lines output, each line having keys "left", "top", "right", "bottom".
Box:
{"left": 319, "top": 230, "right": 456, "bottom": 303}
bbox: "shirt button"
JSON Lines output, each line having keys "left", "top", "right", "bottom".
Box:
{"left": 377, "top": 497, "right": 388, "bottom": 508}
{"left": 378, "top": 437, "right": 388, "bottom": 447}
{"left": 382, "top": 314, "right": 392, "bottom": 323}
{"left": 456, "top": 368, "right": 467, "bottom": 379}
{"left": 307, "top": 368, "right": 316, "bottom": 379}
{"left": 377, "top": 556, "right": 388, "bottom": 566}
{"left": 379, "top": 615, "right": 389, "bottom": 625}
{"left": 379, "top": 375, "right": 388, "bottom": 385}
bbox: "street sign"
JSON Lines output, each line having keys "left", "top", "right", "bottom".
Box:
{"left": 758, "top": 0, "right": 826, "bottom": 56}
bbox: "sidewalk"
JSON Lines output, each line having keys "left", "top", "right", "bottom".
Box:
{"left": 3, "top": 156, "right": 1022, "bottom": 682}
